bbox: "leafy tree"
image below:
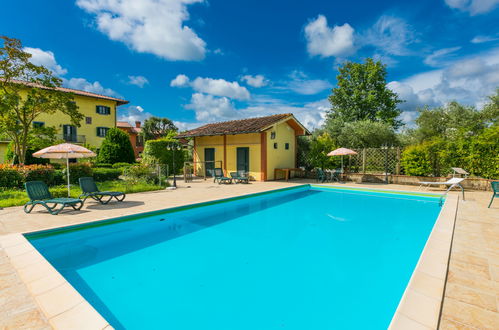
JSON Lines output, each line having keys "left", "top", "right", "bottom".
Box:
{"left": 97, "top": 128, "right": 135, "bottom": 164}
{"left": 141, "top": 116, "right": 178, "bottom": 141}
{"left": 335, "top": 120, "right": 398, "bottom": 148}
{"left": 326, "top": 58, "right": 403, "bottom": 129}
{"left": 0, "top": 36, "right": 83, "bottom": 164}
{"left": 6, "top": 126, "right": 62, "bottom": 164}
{"left": 306, "top": 132, "right": 340, "bottom": 169}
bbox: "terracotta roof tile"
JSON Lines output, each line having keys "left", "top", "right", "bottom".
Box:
{"left": 117, "top": 121, "right": 133, "bottom": 128}
{"left": 176, "top": 114, "right": 303, "bottom": 138}
{"left": 10, "top": 79, "right": 129, "bottom": 105}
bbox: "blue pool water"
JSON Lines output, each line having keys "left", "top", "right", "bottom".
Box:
{"left": 27, "top": 185, "right": 442, "bottom": 329}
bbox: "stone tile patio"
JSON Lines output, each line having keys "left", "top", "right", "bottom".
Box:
{"left": 0, "top": 179, "right": 497, "bottom": 329}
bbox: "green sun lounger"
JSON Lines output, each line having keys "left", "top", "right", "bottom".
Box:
{"left": 213, "top": 168, "right": 232, "bottom": 184}
{"left": 24, "top": 181, "right": 83, "bottom": 215}
{"left": 230, "top": 172, "right": 249, "bottom": 184}
{"left": 488, "top": 181, "right": 499, "bottom": 208}
{"left": 78, "top": 177, "right": 126, "bottom": 204}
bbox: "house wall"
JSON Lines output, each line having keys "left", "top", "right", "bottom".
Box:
{"left": 226, "top": 133, "right": 261, "bottom": 180}
{"left": 19, "top": 90, "right": 119, "bottom": 148}
{"left": 266, "top": 121, "right": 296, "bottom": 180}
{"left": 193, "top": 135, "right": 225, "bottom": 176}
{"left": 194, "top": 133, "right": 262, "bottom": 180}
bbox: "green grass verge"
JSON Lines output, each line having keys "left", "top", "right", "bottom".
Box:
{"left": 0, "top": 180, "right": 164, "bottom": 208}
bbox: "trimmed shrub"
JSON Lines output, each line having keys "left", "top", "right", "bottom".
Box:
{"left": 112, "top": 162, "right": 133, "bottom": 169}
{"left": 0, "top": 164, "right": 57, "bottom": 188}
{"left": 0, "top": 164, "right": 24, "bottom": 188}
{"left": 65, "top": 163, "right": 93, "bottom": 184}
{"left": 93, "top": 168, "right": 122, "bottom": 181}
{"left": 142, "top": 139, "right": 185, "bottom": 174}
{"left": 93, "top": 163, "right": 113, "bottom": 168}
{"left": 97, "top": 128, "right": 135, "bottom": 164}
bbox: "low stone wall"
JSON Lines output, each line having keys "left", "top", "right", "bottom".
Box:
{"left": 344, "top": 173, "right": 494, "bottom": 191}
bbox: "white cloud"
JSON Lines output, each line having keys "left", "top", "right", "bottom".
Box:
{"left": 172, "top": 75, "right": 250, "bottom": 100}
{"left": 170, "top": 74, "right": 190, "bottom": 87}
{"left": 304, "top": 15, "right": 356, "bottom": 58}
{"left": 424, "top": 47, "right": 461, "bottom": 67}
{"left": 118, "top": 105, "right": 152, "bottom": 124}
{"left": 23, "top": 47, "right": 67, "bottom": 75}
{"left": 388, "top": 47, "right": 499, "bottom": 112}
{"left": 241, "top": 74, "right": 268, "bottom": 88}
{"left": 191, "top": 77, "right": 250, "bottom": 100}
{"left": 283, "top": 71, "right": 332, "bottom": 95}
{"left": 185, "top": 93, "right": 237, "bottom": 122}
{"left": 444, "top": 0, "right": 499, "bottom": 15}
{"left": 127, "top": 75, "right": 148, "bottom": 87}
{"left": 76, "top": 0, "right": 207, "bottom": 61}
{"left": 471, "top": 35, "right": 499, "bottom": 43}
{"left": 64, "top": 77, "right": 121, "bottom": 97}
{"left": 363, "top": 15, "right": 416, "bottom": 56}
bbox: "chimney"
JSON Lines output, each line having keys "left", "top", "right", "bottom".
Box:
{"left": 135, "top": 121, "right": 141, "bottom": 128}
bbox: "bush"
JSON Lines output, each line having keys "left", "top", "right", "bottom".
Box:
{"left": 65, "top": 163, "right": 93, "bottom": 184}
{"left": 0, "top": 164, "right": 24, "bottom": 188}
{"left": 401, "top": 144, "right": 433, "bottom": 176}
{"left": 124, "top": 165, "right": 157, "bottom": 183}
{"left": 97, "top": 128, "right": 135, "bottom": 164}
{"left": 93, "top": 163, "right": 113, "bottom": 168}
{"left": 142, "top": 139, "right": 185, "bottom": 174}
{"left": 0, "top": 164, "right": 58, "bottom": 188}
{"left": 93, "top": 168, "right": 122, "bottom": 181}
{"left": 112, "top": 162, "right": 134, "bottom": 169}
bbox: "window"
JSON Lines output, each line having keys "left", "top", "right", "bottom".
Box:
{"left": 33, "top": 121, "right": 45, "bottom": 128}
{"left": 63, "top": 125, "right": 77, "bottom": 142}
{"left": 96, "top": 127, "right": 110, "bottom": 137}
{"left": 270, "top": 131, "right": 276, "bottom": 139}
{"left": 274, "top": 143, "right": 278, "bottom": 149}
{"left": 285, "top": 143, "right": 289, "bottom": 150}
{"left": 86, "top": 117, "right": 92, "bottom": 124}
{"left": 96, "top": 105, "right": 111, "bottom": 115}
{"left": 136, "top": 135, "right": 144, "bottom": 147}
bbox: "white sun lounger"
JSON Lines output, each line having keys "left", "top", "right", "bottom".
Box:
{"left": 419, "top": 177, "right": 465, "bottom": 200}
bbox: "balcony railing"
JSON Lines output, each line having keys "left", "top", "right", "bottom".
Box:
{"left": 57, "top": 134, "right": 86, "bottom": 144}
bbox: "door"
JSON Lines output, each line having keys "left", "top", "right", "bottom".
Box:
{"left": 63, "top": 125, "right": 77, "bottom": 142}
{"left": 204, "top": 148, "right": 215, "bottom": 177}
{"left": 237, "top": 147, "right": 249, "bottom": 175}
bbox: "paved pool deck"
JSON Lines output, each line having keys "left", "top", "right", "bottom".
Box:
{"left": 0, "top": 179, "right": 497, "bottom": 329}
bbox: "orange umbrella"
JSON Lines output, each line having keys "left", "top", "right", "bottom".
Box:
{"left": 327, "top": 148, "right": 358, "bottom": 172}
{"left": 33, "top": 143, "right": 96, "bottom": 196}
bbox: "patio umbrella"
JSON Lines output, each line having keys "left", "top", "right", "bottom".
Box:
{"left": 327, "top": 148, "right": 358, "bottom": 173}
{"left": 33, "top": 143, "right": 96, "bottom": 197}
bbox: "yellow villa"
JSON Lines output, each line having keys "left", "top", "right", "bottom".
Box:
{"left": 176, "top": 114, "right": 310, "bottom": 181}
{"left": 0, "top": 82, "right": 128, "bottom": 163}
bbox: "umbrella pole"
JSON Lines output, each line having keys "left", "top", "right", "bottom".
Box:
{"left": 66, "top": 156, "right": 70, "bottom": 197}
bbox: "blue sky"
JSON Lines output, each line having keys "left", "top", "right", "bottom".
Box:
{"left": 2, "top": 0, "right": 499, "bottom": 130}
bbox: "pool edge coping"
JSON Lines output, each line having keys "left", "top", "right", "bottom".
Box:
{"left": 0, "top": 184, "right": 456, "bottom": 329}
{"left": 389, "top": 193, "right": 459, "bottom": 329}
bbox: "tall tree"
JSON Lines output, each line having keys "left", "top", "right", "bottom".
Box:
{"left": 326, "top": 58, "right": 403, "bottom": 129}
{"left": 0, "top": 36, "right": 83, "bottom": 164}
{"left": 141, "top": 116, "right": 178, "bottom": 141}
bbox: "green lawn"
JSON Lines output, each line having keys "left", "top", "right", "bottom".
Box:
{"left": 0, "top": 180, "right": 164, "bottom": 208}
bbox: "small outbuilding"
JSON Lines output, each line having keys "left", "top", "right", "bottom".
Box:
{"left": 176, "top": 113, "right": 310, "bottom": 181}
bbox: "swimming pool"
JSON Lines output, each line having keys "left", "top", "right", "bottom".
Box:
{"left": 27, "top": 185, "right": 443, "bottom": 329}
